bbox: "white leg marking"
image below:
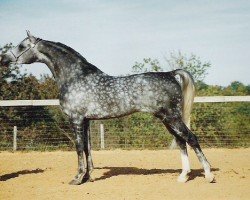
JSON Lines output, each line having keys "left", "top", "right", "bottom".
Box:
{"left": 203, "top": 160, "right": 215, "bottom": 183}
{"left": 178, "top": 151, "right": 191, "bottom": 183}
{"left": 181, "top": 151, "right": 191, "bottom": 172}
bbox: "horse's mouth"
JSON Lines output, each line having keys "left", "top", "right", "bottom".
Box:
{"left": 1, "top": 62, "right": 12, "bottom": 68}
{"left": 0, "top": 54, "right": 17, "bottom": 67}
{"left": 1, "top": 61, "right": 17, "bottom": 67}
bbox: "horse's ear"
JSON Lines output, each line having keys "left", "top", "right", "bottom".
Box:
{"left": 26, "top": 30, "right": 33, "bottom": 38}
{"left": 26, "top": 30, "right": 36, "bottom": 43}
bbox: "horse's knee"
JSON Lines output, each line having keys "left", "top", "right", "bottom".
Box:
{"left": 175, "top": 138, "right": 186, "bottom": 149}
{"left": 163, "top": 117, "right": 200, "bottom": 148}
{"left": 187, "top": 133, "right": 199, "bottom": 148}
{"left": 75, "top": 142, "right": 84, "bottom": 152}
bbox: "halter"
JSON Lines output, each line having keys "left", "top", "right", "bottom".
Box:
{"left": 10, "top": 38, "right": 42, "bottom": 62}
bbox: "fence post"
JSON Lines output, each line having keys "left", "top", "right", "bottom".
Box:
{"left": 100, "top": 124, "right": 105, "bottom": 149}
{"left": 13, "top": 126, "right": 17, "bottom": 151}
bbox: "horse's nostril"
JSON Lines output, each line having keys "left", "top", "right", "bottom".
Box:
{"left": 0, "top": 55, "right": 3, "bottom": 65}
{"left": 0, "top": 55, "right": 11, "bottom": 66}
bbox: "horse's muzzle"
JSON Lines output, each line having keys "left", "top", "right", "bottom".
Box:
{"left": 0, "top": 54, "right": 12, "bottom": 66}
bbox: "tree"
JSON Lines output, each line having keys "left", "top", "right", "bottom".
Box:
{"left": 132, "top": 58, "right": 163, "bottom": 73}
{"left": 132, "top": 51, "right": 211, "bottom": 84}
{"left": 165, "top": 51, "right": 211, "bottom": 83}
{"left": 0, "top": 43, "right": 26, "bottom": 100}
{"left": 39, "top": 75, "right": 59, "bottom": 99}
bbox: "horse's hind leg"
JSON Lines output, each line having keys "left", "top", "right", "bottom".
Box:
{"left": 176, "top": 138, "right": 191, "bottom": 182}
{"left": 162, "top": 117, "right": 214, "bottom": 183}
{"left": 163, "top": 123, "right": 191, "bottom": 182}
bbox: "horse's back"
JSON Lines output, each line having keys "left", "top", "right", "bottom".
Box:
{"left": 111, "top": 72, "right": 182, "bottom": 113}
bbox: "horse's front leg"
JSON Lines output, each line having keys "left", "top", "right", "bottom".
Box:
{"left": 83, "top": 119, "right": 94, "bottom": 182}
{"left": 69, "top": 120, "right": 86, "bottom": 185}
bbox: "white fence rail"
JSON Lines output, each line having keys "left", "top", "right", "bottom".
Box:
{"left": 0, "top": 99, "right": 60, "bottom": 106}
{"left": 0, "top": 96, "right": 249, "bottom": 107}
{"left": 0, "top": 96, "right": 249, "bottom": 150}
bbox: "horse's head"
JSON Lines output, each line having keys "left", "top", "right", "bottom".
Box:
{"left": 0, "top": 31, "right": 42, "bottom": 67}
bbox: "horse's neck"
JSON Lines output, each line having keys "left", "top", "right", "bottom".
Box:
{"left": 37, "top": 40, "right": 104, "bottom": 87}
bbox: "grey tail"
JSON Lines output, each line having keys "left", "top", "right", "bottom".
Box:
{"left": 169, "top": 69, "right": 195, "bottom": 149}
{"left": 173, "top": 69, "right": 195, "bottom": 128}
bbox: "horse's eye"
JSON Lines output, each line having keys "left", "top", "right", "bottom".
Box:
{"left": 19, "top": 45, "right": 25, "bottom": 51}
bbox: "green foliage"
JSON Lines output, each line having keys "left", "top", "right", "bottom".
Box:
{"left": 132, "top": 51, "right": 211, "bottom": 83}
{"left": 165, "top": 51, "right": 211, "bottom": 82}
{"left": 0, "top": 43, "right": 25, "bottom": 100}
{"left": 132, "top": 58, "right": 163, "bottom": 73}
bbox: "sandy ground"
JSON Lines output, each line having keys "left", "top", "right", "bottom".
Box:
{"left": 0, "top": 149, "right": 249, "bottom": 200}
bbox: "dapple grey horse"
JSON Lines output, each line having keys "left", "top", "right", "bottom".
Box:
{"left": 0, "top": 31, "right": 214, "bottom": 184}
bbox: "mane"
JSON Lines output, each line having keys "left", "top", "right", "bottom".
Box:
{"left": 41, "top": 39, "right": 103, "bottom": 74}
{"left": 44, "top": 40, "right": 88, "bottom": 62}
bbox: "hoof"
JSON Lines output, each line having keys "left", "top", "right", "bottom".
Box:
{"left": 69, "top": 173, "right": 85, "bottom": 185}
{"left": 89, "top": 163, "right": 94, "bottom": 173}
{"left": 83, "top": 175, "right": 94, "bottom": 183}
{"left": 88, "top": 176, "right": 94, "bottom": 182}
{"left": 69, "top": 179, "right": 82, "bottom": 185}
{"left": 205, "top": 173, "right": 215, "bottom": 183}
{"left": 177, "top": 174, "right": 189, "bottom": 183}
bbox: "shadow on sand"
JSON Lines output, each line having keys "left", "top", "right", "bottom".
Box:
{"left": 0, "top": 167, "right": 219, "bottom": 182}
{"left": 0, "top": 169, "right": 45, "bottom": 181}
{"left": 94, "top": 166, "right": 219, "bottom": 182}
